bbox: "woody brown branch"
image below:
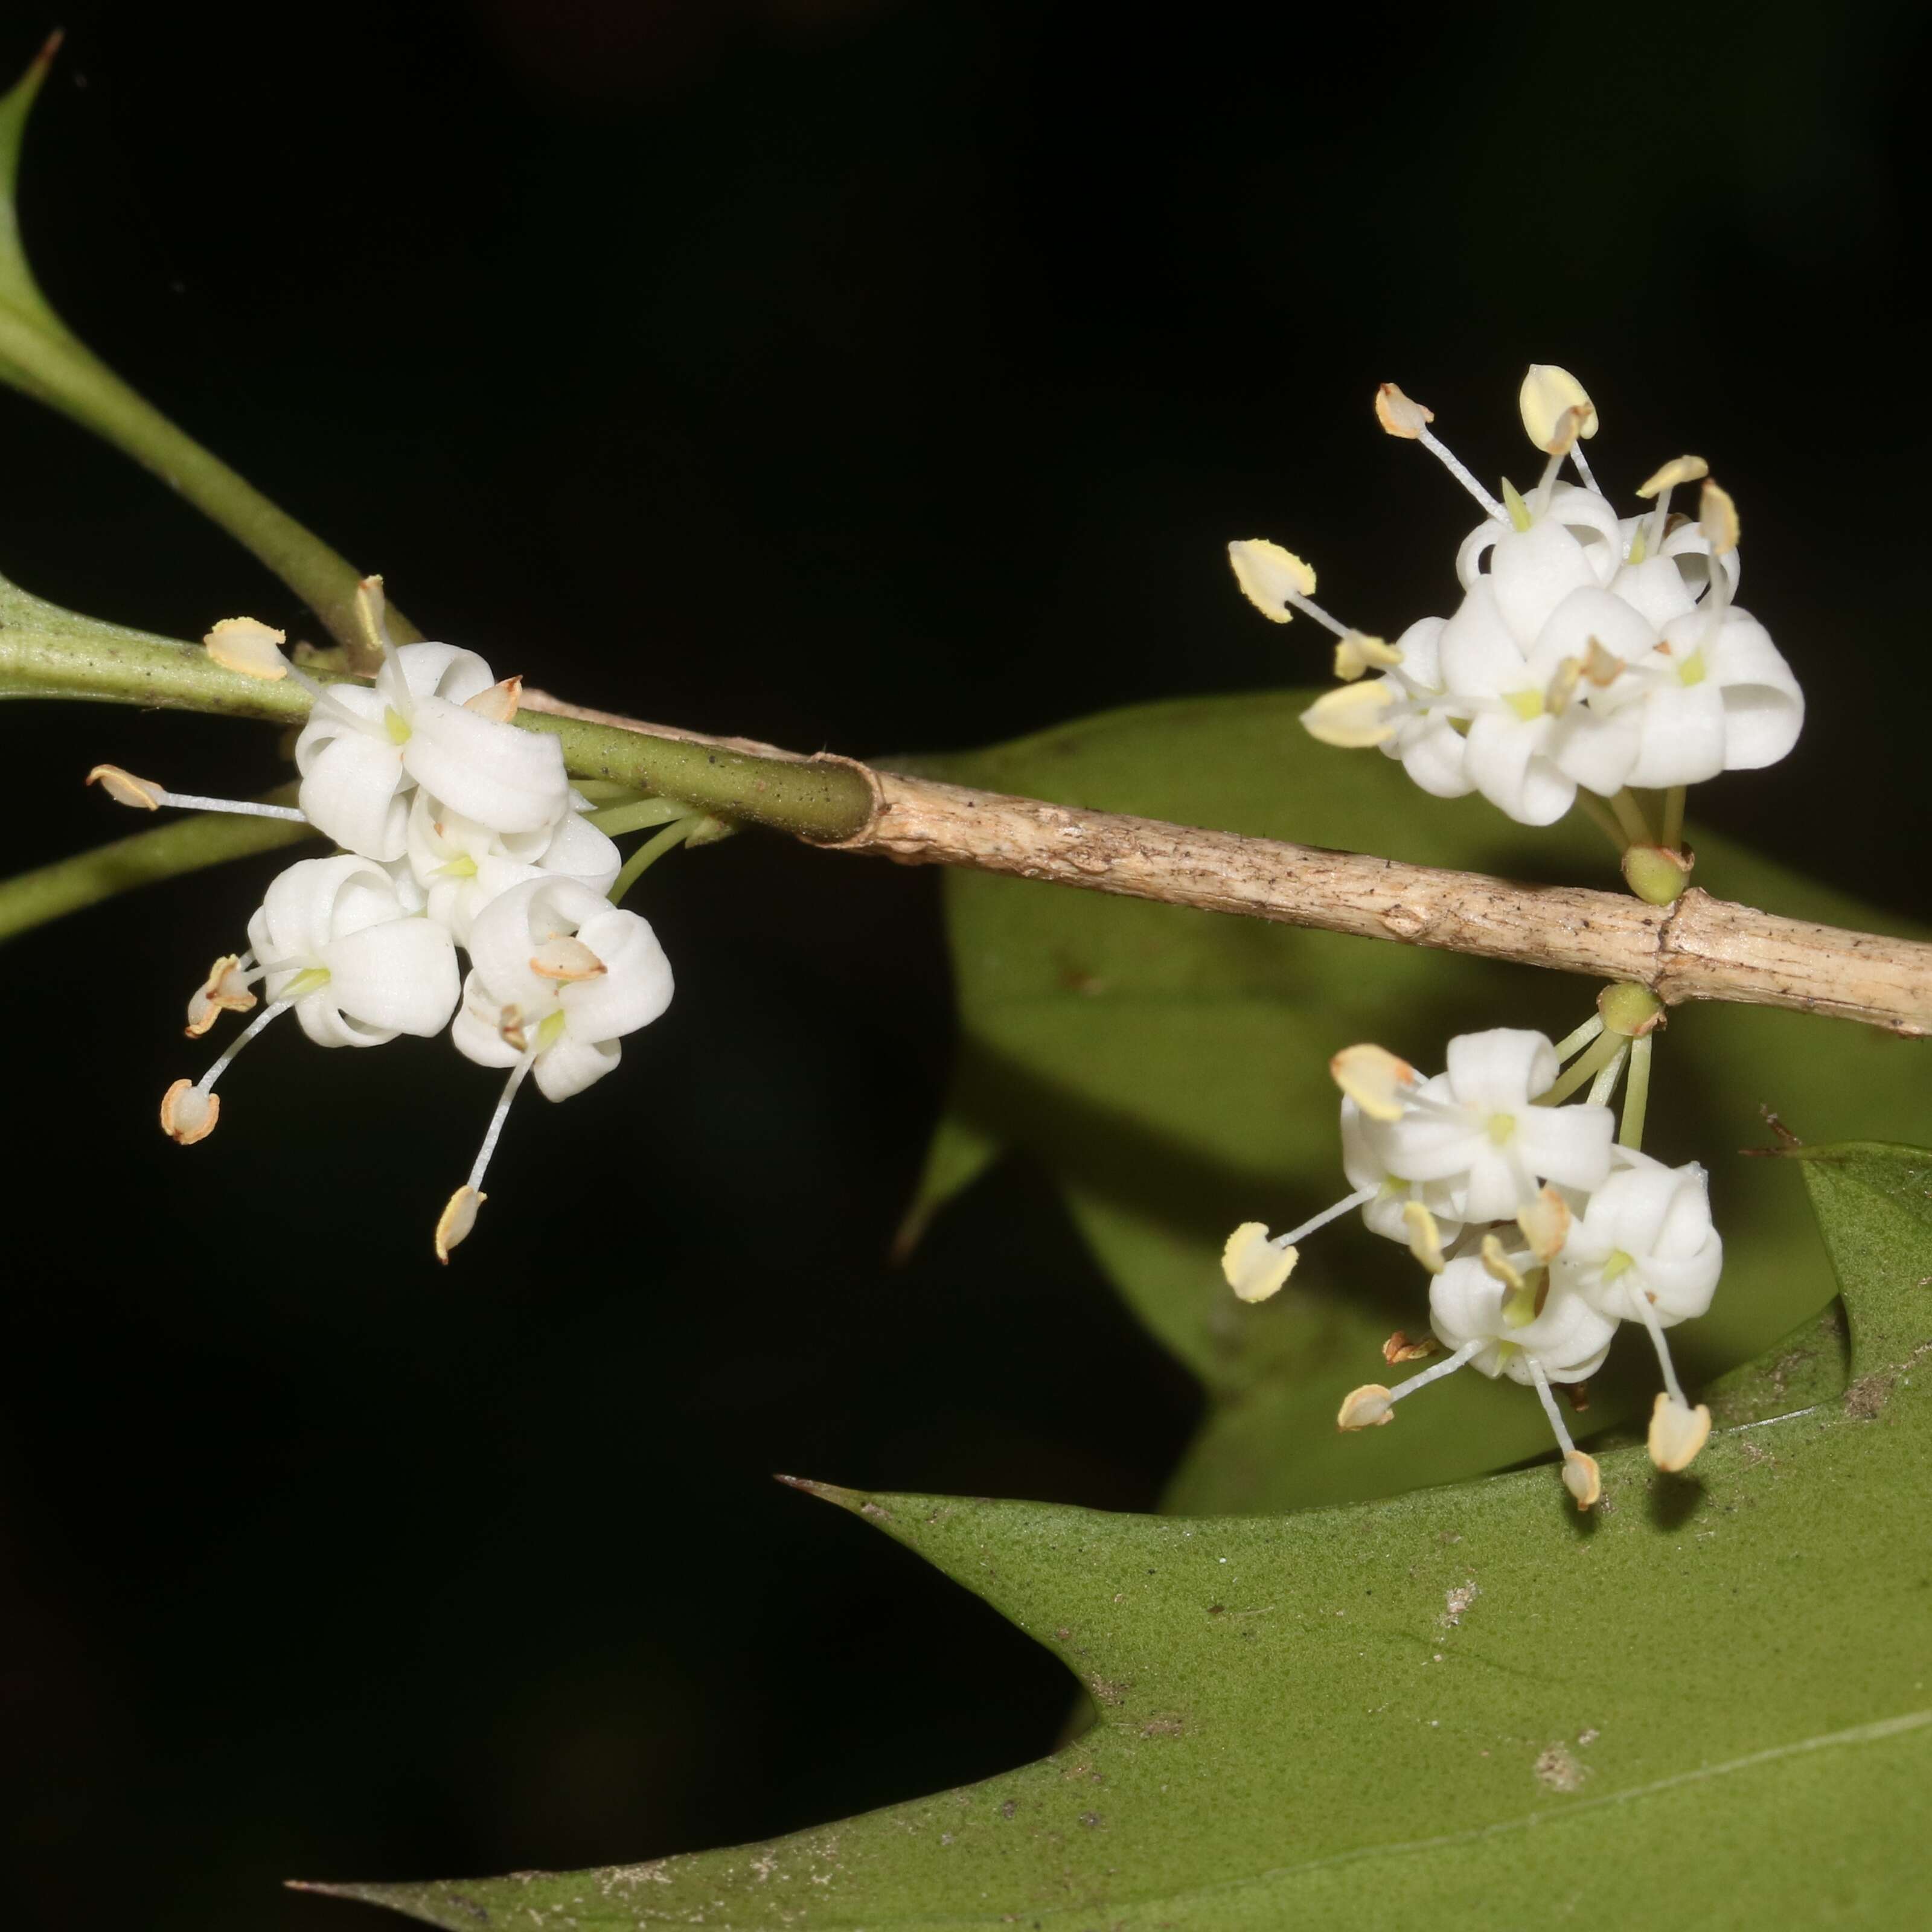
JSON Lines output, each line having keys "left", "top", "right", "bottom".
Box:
{"left": 515, "top": 692, "right": 1932, "bottom": 1038}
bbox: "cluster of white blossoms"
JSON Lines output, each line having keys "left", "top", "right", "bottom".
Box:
{"left": 88, "top": 580, "right": 675, "bottom": 1260}
{"left": 1223, "top": 991, "right": 1720, "bottom": 1509}
{"left": 1227, "top": 366, "right": 1803, "bottom": 857}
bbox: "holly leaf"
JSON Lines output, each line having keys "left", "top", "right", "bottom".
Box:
{"left": 312, "top": 1142, "right": 1932, "bottom": 1929}
{"left": 899, "top": 692, "right": 1927, "bottom": 1512}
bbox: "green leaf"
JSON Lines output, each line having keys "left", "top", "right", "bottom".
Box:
{"left": 318, "top": 1144, "right": 1932, "bottom": 1927}
{"left": 907, "top": 692, "right": 1928, "bottom": 1512}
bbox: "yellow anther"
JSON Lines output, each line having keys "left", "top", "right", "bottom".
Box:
{"left": 1222, "top": 1222, "right": 1297, "bottom": 1303}
{"left": 1517, "top": 1185, "right": 1572, "bottom": 1263}
{"left": 1636, "top": 454, "right": 1709, "bottom": 499}
{"left": 1519, "top": 365, "right": 1599, "bottom": 451}
{"left": 1700, "top": 479, "right": 1739, "bottom": 555}
{"left": 203, "top": 616, "right": 289, "bottom": 680}
{"left": 1401, "top": 1200, "right": 1446, "bottom": 1275}
{"left": 86, "top": 764, "right": 164, "bottom": 810}
{"left": 1337, "top": 1384, "right": 1395, "bottom": 1430}
{"left": 1332, "top": 632, "right": 1402, "bottom": 681}
{"left": 1581, "top": 638, "right": 1623, "bottom": 686}
{"left": 1480, "top": 1232, "right": 1526, "bottom": 1293}
{"left": 1302, "top": 681, "right": 1396, "bottom": 748}
{"left": 1544, "top": 657, "right": 1582, "bottom": 717}
{"left": 435, "top": 1185, "right": 485, "bottom": 1264}
{"left": 1227, "top": 539, "right": 1317, "bottom": 622}
{"left": 1648, "top": 1393, "right": 1713, "bottom": 1473}
{"left": 159, "top": 1079, "right": 219, "bottom": 1145}
{"left": 1563, "top": 1450, "right": 1602, "bottom": 1510}
{"left": 1374, "top": 382, "right": 1435, "bottom": 439}
{"left": 464, "top": 675, "right": 523, "bottom": 723}
{"left": 529, "top": 936, "right": 606, "bottom": 982}
{"left": 1330, "top": 1043, "right": 1416, "bottom": 1122}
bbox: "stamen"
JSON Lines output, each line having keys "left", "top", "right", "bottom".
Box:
{"left": 1383, "top": 1330, "right": 1441, "bottom": 1365}
{"left": 203, "top": 616, "right": 289, "bottom": 680}
{"left": 88, "top": 766, "right": 308, "bottom": 823}
{"left": 1629, "top": 1278, "right": 1688, "bottom": 1407}
{"left": 1526, "top": 1354, "right": 1601, "bottom": 1509}
{"left": 1332, "top": 633, "right": 1402, "bottom": 681}
{"left": 1531, "top": 405, "right": 1591, "bottom": 515}
{"left": 185, "top": 953, "right": 258, "bottom": 1038}
{"left": 1273, "top": 1183, "right": 1380, "bottom": 1249}
{"left": 1223, "top": 1221, "right": 1299, "bottom": 1302}
{"left": 1301, "top": 682, "right": 1398, "bottom": 747}
{"left": 1698, "top": 479, "right": 1739, "bottom": 642}
{"left": 1227, "top": 540, "right": 1319, "bottom": 625}
{"left": 1340, "top": 1337, "right": 1486, "bottom": 1428}
{"left": 1329, "top": 1043, "right": 1416, "bottom": 1122}
{"left": 1648, "top": 1390, "right": 1713, "bottom": 1474}
{"left": 464, "top": 676, "right": 523, "bottom": 723}
{"left": 1374, "top": 381, "right": 1506, "bottom": 519}
{"left": 1517, "top": 1186, "right": 1571, "bottom": 1262}
{"left": 1480, "top": 1233, "right": 1526, "bottom": 1293}
{"left": 161, "top": 997, "right": 292, "bottom": 1139}
{"left": 1402, "top": 1200, "right": 1446, "bottom": 1273}
{"left": 1518, "top": 365, "right": 1599, "bottom": 452}
{"left": 1636, "top": 453, "right": 1708, "bottom": 555}
{"left": 437, "top": 1054, "right": 539, "bottom": 1264}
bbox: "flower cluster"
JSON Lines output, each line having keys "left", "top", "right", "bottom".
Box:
{"left": 1228, "top": 366, "right": 1803, "bottom": 846}
{"left": 1223, "top": 1000, "right": 1719, "bottom": 1508}
{"left": 92, "top": 581, "right": 674, "bottom": 1259}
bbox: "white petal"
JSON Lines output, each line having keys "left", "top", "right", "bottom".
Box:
{"left": 401, "top": 699, "right": 571, "bottom": 835}
{"left": 392, "top": 641, "right": 497, "bottom": 706}
{"left": 558, "top": 907, "right": 674, "bottom": 1043}
{"left": 1489, "top": 517, "right": 1599, "bottom": 644}
{"left": 539, "top": 811, "right": 622, "bottom": 894}
{"left": 1625, "top": 679, "right": 1726, "bottom": 788}
{"left": 1706, "top": 613, "right": 1804, "bottom": 770}
{"left": 1512, "top": 1102, "right": 1616, "bottom": 1193}
{"left": 296, "top": 732, "right": 411, "bottom": 861}
{"left": 1465, "top": 712, "right": 1575, "bottom": 826}
{"left": 534, "top": 1032, "right": 621, "bottom": 1101}
{"left": 1445, "top": 1028, "right": 1558, "bottom": 1112}
{"left": 451, "top": 973, "right": 524, "bottom": 1069}
{"left": 319, "top": 915, "right": 461, "bottom": 1037}
{"left": 1393, "top": 714, "right": 1475, "bottom": 797}
{"left": 1390, "top": 615, "right": 1447, "bottom": 690}
{"left": 1532, "top": 586, "right": 1660, "bottom": 667}
{"left": 1609, "top": 554, "right": 1697, "bottom": 629}
{"left": 1438, "top": 580, "right": 1525, "bottom": 696}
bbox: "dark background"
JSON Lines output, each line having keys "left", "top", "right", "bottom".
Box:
{"left": 2, "top": 2, "right": 1926, "bottom": 1926}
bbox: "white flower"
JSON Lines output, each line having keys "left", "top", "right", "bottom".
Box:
{"left": 159, "top": 856, "right": 460, "bottom": 1144}
{"left": 452, "top": 876, "right": 673, "bottom": 1100}
{"left": 1345, "top": 1029, "right": 1615, "bottom": 1224}
{"left": 1253, "top": 372, "right": 1805, "bottom": 830}
{"left": 1426, "top": 1246, "right": 1616, "bottom": 1385}
{"left": 404, "top": 792, "right": 620, "bottom": 944}
{"left": 1555, "top": 1149, "right": 1722, "bottom": 1324}
{"left": 295, "top": 642, "right": 569, "bottom": 860}
{"left": 437, "top": 876, "right": 675, "bottom": 1261}
{"left": 1556, "top": 1148, "right": 1722, "bottom": 1472}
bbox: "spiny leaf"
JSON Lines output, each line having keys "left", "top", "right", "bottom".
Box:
{"left": 315, "top": 1144, "right": 1932, "bottom": 1928}
{"left": 0, "top": 31, "right": 64, "bottom": 335}
{"left": 906, "top": 691, "right": 1928, "bottom": 1512}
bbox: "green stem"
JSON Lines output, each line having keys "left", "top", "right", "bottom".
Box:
{"left": 1661, "top": 784, "right": 1687, "bottom": 855}
{"left": 1607, "top": 787, "right": 1654, "bottom": 849}
{"left": 1536, "top": 1026, "right": 1625, "bottom": 1105}
{"left": 1619, "top": 1033, "right": 1653, "bottom": 1150}
{"left": 586, "top": 797, "right": 690, "bottom": 837}
{"left": 1569, "top": 790, "right": 1628, "bottom": 856}
{"left": 0, "top": 610, "right": 877, "bottom": 840}
{"left": 0, "top": 315, "right": 412, "bottom": 666}
{"left": 0, "top": 789, "right": 316, "bottom": 942}
{"left": 610, "top": 817, "right": 702, "bottom": 904}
